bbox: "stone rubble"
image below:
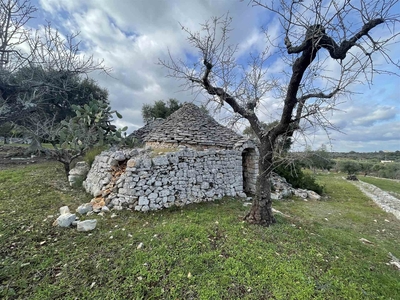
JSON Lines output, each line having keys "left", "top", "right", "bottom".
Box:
{"left": 68, "top": 161, "right": 90, "bottom": 187}
{"left": 54, "top": 212, "right": 76, "bottom": 227}
{"left": 53, "top": 206, "right": 98, "bottom": 231}
{"left": 77, "top": 220, "right": 98, "bottom": 232}
{"left": 350, "top": 179, "right": 400, "bottom": 220}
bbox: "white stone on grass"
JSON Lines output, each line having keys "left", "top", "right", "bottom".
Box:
{"left": 101, "top": 206, "right": 110, "bottom": 212}
{"left": 77, "top": 220, "right": 97, "bottom": 232}
{"left": 76, "top": 203, "right": 93, "bottom": 215}
{"left": 307, "top": 190, "right": 321, "bottom": 200}
{"left": 56, "top": 213, "right": 76, "bottom": 227}
{"left": 59, "top": 206, "right": 70, "bottom": 215}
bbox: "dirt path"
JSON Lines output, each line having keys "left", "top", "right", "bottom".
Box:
{"left": 0, "top": 145, "right": 53, "bottom": 171}
{"left": 349, "top": 179, "right": 400, "bottom": 220}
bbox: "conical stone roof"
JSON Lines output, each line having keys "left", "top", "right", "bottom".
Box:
{"left": 128, "top": 118, "right": 164, "bottom": 144}
{"left": 144, "top": 103, "right": 243, "bottom": 148}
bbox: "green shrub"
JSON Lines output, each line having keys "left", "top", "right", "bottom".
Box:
{"left": 275, "top": 162, "right": 324, "bottom": 194}
{"left": 84, "top": 145, "right": 108, "bottom": 166}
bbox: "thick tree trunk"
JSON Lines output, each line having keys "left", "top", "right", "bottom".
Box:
{"left": 244, "top": 141, "right": 276, "bottom": 226}
{"left": 63, "top": 162, "right": 70, "bottom": 178}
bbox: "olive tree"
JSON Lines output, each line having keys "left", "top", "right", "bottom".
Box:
{"left": 0, "top": 0, "right": 109, "bottom": 126}
{"left": 160, "top": 0, "right": 399, "bottom": 226}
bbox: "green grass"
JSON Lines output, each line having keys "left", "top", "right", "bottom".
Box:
{"left": 0, "top": 143, "right": 54, "bottom": 149}
{"left": 359, "top": 176, "right": 400, "bottom": 196}
{"left": 1, "top": 165, "right": 399, "bottom": 299}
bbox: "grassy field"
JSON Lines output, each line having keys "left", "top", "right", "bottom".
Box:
{"left": 359, "top": 176, "right": 400, "bottom": 197}
{"left": 0, "top": 163, "right": 399, "bottom": 299}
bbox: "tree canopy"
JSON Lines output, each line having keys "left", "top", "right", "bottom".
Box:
{"left": 141, "top": 99, "right": 182, "bottom": 123}
{"left": 0, "top": 0, "right": 109, "bottom": 127}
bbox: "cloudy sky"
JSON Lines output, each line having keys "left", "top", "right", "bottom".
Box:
{"left": 29, "top": 0, "right": 399, "bottom": 152}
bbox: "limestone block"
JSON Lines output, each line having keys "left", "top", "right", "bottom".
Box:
{"left": 307, "top": 190, "right": 321, "bottom": 200}
{"left": 56, "top": 213, "right": 76, "bottom": 227}
{"left": 139, "top": 196, "right": 149, "bottom": 206}
{"left": 114, "top": 151, "right": 126, "bottom": 161}
{"left": 141, "top": 158, "right": 152, "bottom": 169}
{"left": 127, "top": 158, "right": 137, "bottom": 168}
{"left": 159, "top": 189, "right": 170, "bottom": 197}
{"left": 76, "top": 203, "right": 93, "bottom": 215}
{"left": 59, "top": 206, "right": 70, "bottom": 215}
{"left": 148, "top": 193, "right": 158, "bottom": 201}
{"left": 294, "top": 189, "right": 308, "bottom": 199}
{"left": 77, "top": 220, "right": 97, "bottom": 232}
{"left": 153, "top": 156, "right": 169, "bottom": 166}
{"left": 137, "top": 179, "right": 146, "bottom": 187}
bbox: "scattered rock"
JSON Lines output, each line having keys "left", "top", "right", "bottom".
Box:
{"left": 77, "top": 220, "right": 98, "bottom": 232}
{"left": 388, "top": 252, "right": 400, "bottom": 270}
{"left": 359, "top": 238, "right": 374, "bottom": 245}
{"left": 55, "top": 213, "right": 76, "bottom": 227}
{"left": 68, "top": 161, "right": 90, "bottom": 187}
{"left": 76, "top": 203, "right": 93, "bottom": 215}
{"left": 307, "top": 190, "right": 321, "bottom": 200}
{"left": 294, "top": 189, "right": 308, "bottom": 199}
{"left": 59, "top": 206, "right": 70, "bottom": 215}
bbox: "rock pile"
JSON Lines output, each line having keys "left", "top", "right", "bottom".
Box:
{"left": 53, "top": 206, "right": 98, "bottom": 231}
{"left": 271, "top": 173, "right": 321, "bottom": 201}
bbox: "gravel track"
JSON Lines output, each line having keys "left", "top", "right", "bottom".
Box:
{"left": 349, "top": 179, "right": 400, "bottom": 220}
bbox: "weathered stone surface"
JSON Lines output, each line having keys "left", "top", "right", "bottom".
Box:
{"left": 56, "top": 213, "right": 76, "bottom": 227}
{"left": 114, "top": 151, "right": 126, "bottom": 161}
{"left": 101, "top": 206, "right": 110, "bottom": 212}
{"left": 77, "top": 220, "right": 97, "bottom": 232}
{"left": 59, "top": 206, "right": 70, "bottom": 215}
{"left": 307, "top": 190, "right": 321, "bottom": 200}
{"left": 76, "top": 203, "right": 93, "bottom": 215}
{"left": 144, "top": 103, "right": 243, "bottom": 149}
{"left": 152, "top": 156, "right": 169, "bottom": 166}
{"left": 294, "top": 189, "right": 308, "bottom": 199}
{"left": 138, "top": 196, "right": 149, "bottom": 206}
{"left": 68, "top": 161, "right": 90, "bottom": 187}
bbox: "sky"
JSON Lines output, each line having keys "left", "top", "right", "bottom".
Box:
{"left": 28, "top": 0, "right": 399, "bottom": 152}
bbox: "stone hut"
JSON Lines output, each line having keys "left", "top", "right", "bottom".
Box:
{"left": 83, "top": 103, "right": 259, "bottom": 211}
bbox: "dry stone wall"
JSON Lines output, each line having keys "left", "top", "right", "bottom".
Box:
{"left": 83, "top": 147, "right": 246, "bottom": 211}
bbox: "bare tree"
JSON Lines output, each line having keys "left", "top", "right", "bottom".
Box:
{"left": 0, "top": 0, "right": 109, "bottom": 126}
{"left": 160, "top": 1, "right": 399, "bottom": 226}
